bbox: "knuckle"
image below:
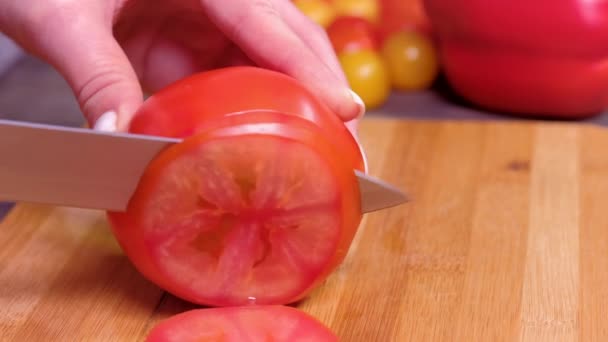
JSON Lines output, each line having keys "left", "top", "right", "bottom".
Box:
{"left": 75, "top": 66, "right": 128, "bottom": 115}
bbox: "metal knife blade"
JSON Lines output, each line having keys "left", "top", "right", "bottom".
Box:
{"left": 0, "top": 119, "right": 408, "bottom": 212}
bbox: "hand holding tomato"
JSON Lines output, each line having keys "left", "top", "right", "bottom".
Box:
{"left": 0, "top": 0, "right": 365, "bottom": 131}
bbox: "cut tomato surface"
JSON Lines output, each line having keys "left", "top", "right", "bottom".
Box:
{"left": 109, "top": 67, "right": 364, "bottom": 306}
{"left": 145, "top": 305, "right": 338, "bottom": 341}
{"left": 109, "top": 104, "right": 362, "bottom": 306}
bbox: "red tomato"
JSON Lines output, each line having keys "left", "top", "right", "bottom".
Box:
{"left": 107, "top": 67, "right": 364, "bottom": 307}
{"left": 145, "top": 306, "right": 338, "bottom": 341}
{"left": 128, "top": 67, "right": 364, "bottom": 172}
{"left": 378, "top": 0, "right": 431, "bottom": 42}
{"left": 326, "top": 16, "right": 379, "bottom": 53}
{"left": 423, "top": 0, "right": 608, "bottom": 118}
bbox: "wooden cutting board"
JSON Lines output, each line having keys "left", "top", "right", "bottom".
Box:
{"left": 1, "top": 118, "right": 607, "bottom": 341}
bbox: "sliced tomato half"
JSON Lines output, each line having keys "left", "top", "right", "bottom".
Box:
{"left": 145, "top": 305, "right": 338, "bottom": 341}
{"left": 109, "top": 67, "right": 364, "bottom": 306}
{"left": 193, "top": 109, "right": 365, "bottom": 173}
{"left": 108, "top": 111, "right": 361, "bottom": 306}
{"left": 128, "top": 66, "right": 364, "bottom": 171}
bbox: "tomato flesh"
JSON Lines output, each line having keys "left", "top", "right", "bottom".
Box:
{"left": 109, "top": 112, "right": 361, "bottom": 306}
{"left": 108, "top": 67, "right": 363, "bottom": 307}
{"left": 144, "top": 135, "right": 341, "bottom": 304}
{"left": 145, "top": 305, "right": 338, "bottom": 341}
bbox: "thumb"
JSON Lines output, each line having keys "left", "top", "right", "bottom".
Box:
{"left": 31, "top": 19, "right": 143, "bottom": 131}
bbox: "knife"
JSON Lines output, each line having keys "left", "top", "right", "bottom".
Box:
{"left": 0, "top": 119, "right": 408, "bottom": 213}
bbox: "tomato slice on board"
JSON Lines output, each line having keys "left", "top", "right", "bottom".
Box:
{"left": 145, "top": 305, "right": 338, "bottom": 341}
{"left": 108, "top": 109, "right": 361, "bottom": 306}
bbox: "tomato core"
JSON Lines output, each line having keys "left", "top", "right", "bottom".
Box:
{"left": 143, "top": 133, "right": 342, "bottom": 305}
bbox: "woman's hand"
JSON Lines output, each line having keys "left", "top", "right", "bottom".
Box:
{"left": 0, "top": 0, "right": 365, "bottom": 131}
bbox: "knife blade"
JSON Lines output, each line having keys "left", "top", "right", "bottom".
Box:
{"left": 0, "top": 119, "right": 408, "bottom": 213}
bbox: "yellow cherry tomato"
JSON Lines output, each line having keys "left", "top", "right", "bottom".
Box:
{"left": 338, "top": 50, "right": 391, "bottom": 109}
{"left": 333, "top": 0, "right": 380, "bottom": 23}
{"left": 381, "top": 30, "right": 439, "bottom": 90}
{"left": 293, "top": 0, "right": 336, "bottom": 28}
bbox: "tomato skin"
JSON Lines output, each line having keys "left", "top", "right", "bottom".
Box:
{"left": 378, "top": 0, "right": 431, "bottom": 42}
{"left": 145, "top": 306, "right": 338, "bottom": 341}
{"left": 108, "top": 67, "right": 365, "bottom": 307}
{"left": 326, "top": 16, "right": 379, "bottom": 54}
{"left": 381, "top": 30, "right": 439, "bottom": 90}
{"left": 423, "top": 0, "right": 608, "bottom": 118}
{"left": 338, "top": 50, "right": 391, "bottom": 109}
{"left": 129, "top": 66, "right": 364, "bottom": 171}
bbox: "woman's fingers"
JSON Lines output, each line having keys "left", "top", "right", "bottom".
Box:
{"left": 200, "top": 0, "right": 364, "bottom": 122}
{"left": 277, "top": 0, "right": 366, "bottom": 136}
{"left": 275, "top": 0, "right": 346, "bottom": 84}
{"left": 4, "top": 3, "right": 143, "bottom": 131}
{"left": 1, "top": 0, "right": 366, "bottom": 130}
{"left": 52, "top": 29, "right": 144, "bottom": 132}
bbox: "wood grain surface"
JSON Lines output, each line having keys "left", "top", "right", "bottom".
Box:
{"left": 1, "top": 118, "right": 607, "bottom": 341}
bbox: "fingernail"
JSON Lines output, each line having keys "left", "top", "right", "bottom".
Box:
{"left": 349, "top": 89, "right": 366, "bottom": 119}
{"left": 346, "top": 120, "right": 359, "bottom": 142}
{"left": 356, "top": 138, "right": 369, "bottom": 174}
{"left": 360, "top": 145, "right": 369, "bottom": 173}
{"left": 93, "top": 111, "right": 118, "bottom": 132}
{"left": 345, "top": 119, "right": 368, "bottom": 173}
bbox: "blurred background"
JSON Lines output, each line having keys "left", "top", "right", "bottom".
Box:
{"left": 2, "top": 0, "right": 608, "bottom": 127}
{"left": 0, "top": 33, "right": 84, "bottom": 126}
